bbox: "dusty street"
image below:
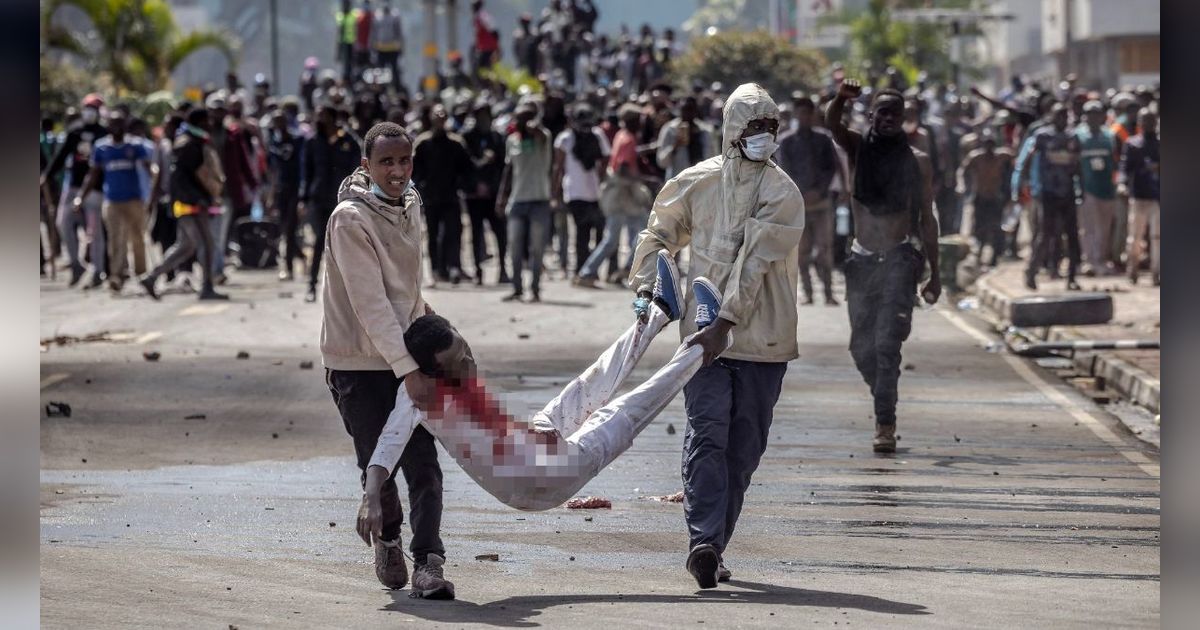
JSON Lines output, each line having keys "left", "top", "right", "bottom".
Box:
{"left": 40, "top": 268, "right": 1159, "bottom": 628}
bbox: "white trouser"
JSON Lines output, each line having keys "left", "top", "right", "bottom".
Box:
{"left": 370, "top": 306, "right": 727, "bottom": 511}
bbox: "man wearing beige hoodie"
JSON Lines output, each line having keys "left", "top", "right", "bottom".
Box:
{"left": 320, "top": 122, "right": 455, "bottom": 600}
{"left": 629, "top": 83, "right": 806, "bottom": 589}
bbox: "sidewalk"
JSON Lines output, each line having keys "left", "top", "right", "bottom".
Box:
{"left": 974, "top": 261, "right": 1160, "bottom": 417}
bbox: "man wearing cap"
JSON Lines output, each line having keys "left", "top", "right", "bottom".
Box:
{"left": 1075, "top": 100, "right": 1119, "bottom": 276}
{"left": 42, "top": 94, "right": 109, "bottom": 287}
{"left": 630, "top": 83, "right": 805, "bottom": 588}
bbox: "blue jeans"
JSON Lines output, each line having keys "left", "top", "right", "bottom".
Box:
{"left": 507, "top": 200, "right": 553, "bottom": 294}
{"left": 578, "top": 214, "right": 641, "bottom": 280}
{"left": 682, "top": 359, "right": 788, "bottom": 554}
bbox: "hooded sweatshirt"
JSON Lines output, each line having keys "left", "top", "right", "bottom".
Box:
{"left": 320, "top": 168, "right": 427, "bottom": 377}
{"left": 630, "top": 83, "right": 806, "bottom": 363}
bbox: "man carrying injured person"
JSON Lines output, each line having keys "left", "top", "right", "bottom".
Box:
{"left": 359, "top": 251, "right": 728, "bottom": 544}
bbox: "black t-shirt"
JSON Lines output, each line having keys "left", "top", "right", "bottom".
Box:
{"left": 44, "top": 122, "right": 108, "bottom": 188}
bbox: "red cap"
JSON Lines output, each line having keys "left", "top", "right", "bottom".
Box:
{"left": 82, "top": 93, "right": 105, "bottom": 108}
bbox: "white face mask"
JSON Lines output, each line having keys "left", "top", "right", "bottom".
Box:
{"left": 81, "top": 108, "right": 99, "bottom": 125}
{"left": 739, "top": 132, "right": 778, "bottom": 162}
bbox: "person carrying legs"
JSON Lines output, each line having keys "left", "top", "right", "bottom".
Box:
{"left": 629, "top": 83, "right": 806, "bottom": 589}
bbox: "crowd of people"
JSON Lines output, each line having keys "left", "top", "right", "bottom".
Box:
{"left": 37, "top": 0, "right": 1162, "bottom": 599}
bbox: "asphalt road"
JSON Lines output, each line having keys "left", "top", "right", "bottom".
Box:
{"left": 39, "top": 266, "right": 1160, "bottom": 628}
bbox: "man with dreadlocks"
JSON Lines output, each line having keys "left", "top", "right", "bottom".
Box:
{"left": 827, "top": 79, "right": 942, "bottom": 454}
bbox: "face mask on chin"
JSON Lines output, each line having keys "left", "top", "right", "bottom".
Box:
{"left": 371, "top": 179, "right": 413, "bottom": 203}
{"left": 739, "top": 132, "right": 778, "bottom": 162}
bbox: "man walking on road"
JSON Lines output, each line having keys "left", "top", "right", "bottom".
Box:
{"left": 321, "top": 122, "right": 454, "bottom": 600}
{"left": 1013, "top": 103, "right": 1082, "bottom": 291}
{"left": 776, "top": 93, "right": 839, "bottom": 305}
{"left": 826, "top": 79, "right": 941, "bottom": 454}
{"left": 1075, "top": 100, "right": 1119, "bottom": 277}
{"left": 956, "top": 130, "right": 1013, "bottom": 268}
{"left": 496, "top": 100, "right": 554, "bottom": 303}
{"left": 630, "top": 83, "right": 805, "bottom": 589}
{"left": 412, "top": 104, "right": 473, "bottom": 284}
{"left": 1119, "top": 108, "right": 1160, "bottom": 286}
{"left": 140, "top": 109, "right": 228, "bottom": 301}
{"left": 42, "top": 94, "right": 108, "bottom": 288}
{"left": 74, "top": 110, "right": 157, "bottom": 292}
{"left": 303, "top": 105, "right": 362, "bottom": 302}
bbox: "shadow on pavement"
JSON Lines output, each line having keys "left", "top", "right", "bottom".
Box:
{"left": 383, "top": 579, "right": 929, "bottom": 627}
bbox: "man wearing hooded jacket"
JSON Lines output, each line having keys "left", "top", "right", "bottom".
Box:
{"left": 629, "top": 83, "right": 805, "bottom": 589}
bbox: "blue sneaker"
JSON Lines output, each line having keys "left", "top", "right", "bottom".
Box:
{"left": 652, "top": 250, "right": 682, "bottom": 321}
{"left": 692, "top": 277, "right": 721, "bottom": 329}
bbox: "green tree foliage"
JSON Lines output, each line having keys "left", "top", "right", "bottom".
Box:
{"left": 671, "top": 30, "right": 827, "bottom": 100}
{"left": 682, "top": 0, "right": 771, "bottom": 37}
{"left": 41, "top": 0, "right": 239, "bottom": 97}
{"left": 840, "top": 0, "right": 981, "bottom": 87}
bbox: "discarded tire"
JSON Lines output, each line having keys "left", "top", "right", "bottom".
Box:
{"left": 1009, "top": 292, "right": 1113, "bottom": 327}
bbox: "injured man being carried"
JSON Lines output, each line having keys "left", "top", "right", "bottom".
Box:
{"left": 362, "top": 252, "right": 728, "bottom": 524}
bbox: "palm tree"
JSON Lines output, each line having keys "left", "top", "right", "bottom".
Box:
{"left": 41, "top": 0, "right": 240, "bottom": 96}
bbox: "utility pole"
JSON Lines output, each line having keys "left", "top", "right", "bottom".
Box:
{"left": 422, "top": 0, "right": 438, "bottom": 94}
{"left": 446, "top": 0, "right": 460, "bottom": 64}
{"left": 269, "top": 0, "right": 279, "bottom": 95}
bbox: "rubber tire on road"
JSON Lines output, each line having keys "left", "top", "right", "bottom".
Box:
{"left": 1009, "top": 292, "right": 1113, "bottom": 328}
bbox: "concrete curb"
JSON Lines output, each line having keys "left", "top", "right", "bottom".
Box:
{"left": 974, "top": 273, "right": 1161, "bottom": 416}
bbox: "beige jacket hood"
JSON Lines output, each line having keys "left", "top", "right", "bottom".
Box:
{"left": 320, "top": 168, "right": 427, "bottom": 377}
{"left": 630, "top": 83, "right": 806, "bottom": 362}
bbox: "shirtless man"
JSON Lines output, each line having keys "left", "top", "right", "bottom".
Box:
{"left": 957, "top": 130, "right": 1014, "bottom": 268}
{"left": 826, "top": 79, "right": 941, "bottom": 453}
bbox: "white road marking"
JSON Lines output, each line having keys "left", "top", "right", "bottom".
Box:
{"left": 178, "top": 304, "right": 230, "bottom": 317}
{"left": 41, "top": 373, "right": 70, "bottom": 389}
{"left": 135, "top": 331, "right": 163, "bottom": 345}
{"left": 937, "top": 308, "right": 1159, "bottom": 478}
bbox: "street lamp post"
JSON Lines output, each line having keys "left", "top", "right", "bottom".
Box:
{"left": 422, "top": 0, "right": 439, "bottom": 94}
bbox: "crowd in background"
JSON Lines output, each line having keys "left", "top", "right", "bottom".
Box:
{"left": 39, "top": 0, "right": 1162, "bottom": 305}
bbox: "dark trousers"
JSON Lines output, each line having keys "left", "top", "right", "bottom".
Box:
{"left": 466, "top": 197, "right": 507, "bottom": 276}
{"left": 308, "top": 199, "right": 335, "bottom": 289}
{"left": 424, "top": 201, "right": 464, "bottom": 277}
{"left": 798, "top": 206, "right": 835, "bottom": 299}
{"left": 147, "top": 212, "right": 215, "bottom": 291}
{"left": 275, "top": 188, "right": 303, "bottom": 270}
{"left": 846, "top": 242, "right": 924, "bottom": 426}
{"left": 377, "top": 50, "right": 402, "bottom": 91}
{"left": 682, "top": 359, "right": 788, "bottom": 554}
{"left": 567, "top": 200, "right": 605, "bottom": 273}
{"left": 937, "top": 185, "right": 961, "bottom": 235}
{"left": 1027, "top": 195, "right": 1080, "bottom": 282}
{"left": 326, "top": 369, "right": 445, "bottom": 564}
{"left": 973, "top": 196, "right": 1006, "bottom": 267}
{"left": 340, "top": 42, "right": 354, "bottom": 83}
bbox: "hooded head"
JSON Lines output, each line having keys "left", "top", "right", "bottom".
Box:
{"left": 721, "top": 83, "right": 780, "bottom": 162}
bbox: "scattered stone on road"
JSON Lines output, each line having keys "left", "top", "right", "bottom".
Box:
{"left": 142, "top": 351, "right": 161, "bottom": 362}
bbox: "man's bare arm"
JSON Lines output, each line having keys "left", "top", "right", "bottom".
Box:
{"left": 826, "top": 80, "right": 863, "bottom": 161}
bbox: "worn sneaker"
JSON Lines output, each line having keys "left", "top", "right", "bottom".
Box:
{"left": 718, "top": 556, "right": 732, "bottom": 582}
{"left": 373, "top": 536, "right": 409, "bottom": 590}
{"left": 686, "top": 543, "right": 721, "bottom": 589}
{"left": 873, "top": 424, "right": 897, "bottom": 454}
{"left": 411, "top": 553, "right": 456, "bottom": 600}
{"left": 692, "top": 277, "right": 721, "bottom": 329}
{"left": 652, "top": 250, "right": 682, "bottom": 321}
